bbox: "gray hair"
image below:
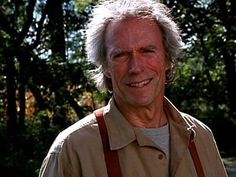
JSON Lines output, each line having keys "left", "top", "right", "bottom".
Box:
{"left": 86, "top": 0, "right": 185, "bottom": 92}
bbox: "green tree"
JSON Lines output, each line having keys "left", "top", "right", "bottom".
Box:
{"left": 0, "top": 0, "right": 94, "bottom": 133}
{"left": 163, "top": 0, "right": 236, "bottom": 118}
{"left": 0, "top": 0, "right": 96, "bottom": 176}
{"left": 163, "top": 0, "right": 236, "bottom": 151}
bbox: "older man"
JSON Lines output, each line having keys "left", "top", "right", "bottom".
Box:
{"left": 39, "top": 0, "right": 228, "bottom": 177}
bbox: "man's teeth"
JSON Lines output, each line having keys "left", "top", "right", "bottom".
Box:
{"left": 129, "top": 79, "right": 151, "bottom": 88}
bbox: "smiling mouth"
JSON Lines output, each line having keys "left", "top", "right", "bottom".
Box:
{"left": 127, "top": 79, "right": 152, "bottom": 88}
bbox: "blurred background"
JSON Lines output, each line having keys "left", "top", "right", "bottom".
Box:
{"left": 0, "top": 0, "right": 235, "bottom": 176}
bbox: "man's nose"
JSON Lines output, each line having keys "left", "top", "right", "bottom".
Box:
{"left": 128, "top": 53, "right": 144, "bottom": 74}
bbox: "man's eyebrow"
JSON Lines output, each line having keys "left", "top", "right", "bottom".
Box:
{"left": 110, "top": 48, "right": 129, "bottom": 55}
{"left": 139, "top": 45, "right": 158, "bottom": 51}
{"left": 143, "top": 45, "right": 157, "bottom": 49}
{"left": 109, "top": 45, "right": 158, "bottom": 56}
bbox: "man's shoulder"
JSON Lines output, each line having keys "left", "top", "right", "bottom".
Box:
{"left": 63, "top": 113, "right": 97, "bottom": 136}
{"left": 180, "top": 112, "right": 212, "bottom": 133}
{"left": 48, "top": 113, "right": 98, "bottom": 154}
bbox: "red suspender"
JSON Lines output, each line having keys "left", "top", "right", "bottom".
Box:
{"left": 94, "top": 108, "right": 205, "bottom": 177}
{"left": 188, "top": 133, "right": 206, "bottom": 177}
{"left": 94, "top": 108, "right": 122, "bottom": 177}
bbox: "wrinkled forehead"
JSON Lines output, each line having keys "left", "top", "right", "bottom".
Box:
{"left": 105, "top": 17, "right": 164, "bottom": 53}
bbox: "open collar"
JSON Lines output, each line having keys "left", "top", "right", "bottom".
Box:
{"left": 163, "top": 97, "right": 196, "bottom": 176}
{"left": 103, "top": 98, "right": 136, "bottom": 150}
{"left": 103, "top": 97, "right": 195, "bottom": 153}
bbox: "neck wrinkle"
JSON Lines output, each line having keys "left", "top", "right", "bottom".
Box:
{"left": 114, "top": 98, "right": 168, "bottom": 128}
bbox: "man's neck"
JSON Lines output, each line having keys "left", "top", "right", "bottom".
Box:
{"left": 114, "top": 99, "right": 168, "bottom": 128}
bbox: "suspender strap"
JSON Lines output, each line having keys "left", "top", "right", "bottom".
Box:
{"left": 94, "top": 108, "right": 122, "bottom": 177}
{"left": 189, "top": 133, "right": 206, "bottom": 177}
{"left": 95, "top": 108, "right": 205, "bottom": 177}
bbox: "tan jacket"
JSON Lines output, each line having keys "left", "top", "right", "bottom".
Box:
{"left": 39, "top": 98, "right": 228, "bottom": 177}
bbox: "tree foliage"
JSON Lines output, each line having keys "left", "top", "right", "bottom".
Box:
{"left": 163, "top": 0, "right": 236, "bottom": 151}
{"left": 0, "top": 0, "right": 97, "bottom": 133}
{"left": 0, "top": 0, "right": 98, "bottom": 176}
{"left": 163, "top": 0, "right": 236, "bottom": 116}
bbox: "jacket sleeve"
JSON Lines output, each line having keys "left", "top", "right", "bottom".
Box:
{"left": 39, "top": 152, "right": 72, "bottom": 177}
{"left": 197, "top": 121, "right": 228, "bottom": 177}
{"left": 38, "top": 133, "right": 82, "bottom": 177}
{"left": 183, "top": 113, "right": 228, "bottom": 177}
{"left": 209, "top": 131, "right": 228, "bottom": 177}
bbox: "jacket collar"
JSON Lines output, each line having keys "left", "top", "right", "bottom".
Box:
{"left": 103, "top": 97, "right": 195, "bottom": 152}
{"left": 103, "top": 98, "right": 136, "bottom": 150}
{"left": 164, "top": 97, "right": 195, "bottom": 176}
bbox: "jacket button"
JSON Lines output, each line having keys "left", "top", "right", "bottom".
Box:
{"left": 158, "top": 154, "right": 164, "bottom": 160}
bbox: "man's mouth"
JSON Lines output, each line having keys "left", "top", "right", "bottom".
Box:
{"left": 127, "top": 79, "right": 152, "bottom": 88}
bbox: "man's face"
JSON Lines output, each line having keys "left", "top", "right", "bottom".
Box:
{"left": 104, "top": 18, "right": 170, "bottom": 109}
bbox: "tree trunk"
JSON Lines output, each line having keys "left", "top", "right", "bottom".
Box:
{"left": 67, "top": 93, "right": 85, "bottom": 119}
{"left": 28, "top": 83, "right": 48, "bottom": 110}
{"left": 47, "top": 0, "right": 66, "bottom": 61}
{"left": 18, "top": 62, "right": 26, "bottom": 126}
{"left": 5, "top": 54, "right": 17, "bottom": 134}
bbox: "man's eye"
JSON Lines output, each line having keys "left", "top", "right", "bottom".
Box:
{"left": 114, "top": 53, "right": 124, "bottom": 58}
{"left": 143, "top": 48, "right": 155, "bottom": 53}
{"left": 112, "top": 52, "right": 129, "bottom": 59}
